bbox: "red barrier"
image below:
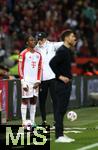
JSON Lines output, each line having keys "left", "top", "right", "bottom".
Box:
{"left": 75, "top": 57, "right": 98, "bottom": 64}
{"left": 0, "top": 80, "right": 8, "bottom": 124}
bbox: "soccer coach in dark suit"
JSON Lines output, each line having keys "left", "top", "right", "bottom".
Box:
{"left": 49, "top": 30, "right": 77, "bottom": 143}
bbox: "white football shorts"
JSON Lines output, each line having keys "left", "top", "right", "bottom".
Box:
{"left": 21, "top": 82, "right": 39, "bottom": 98}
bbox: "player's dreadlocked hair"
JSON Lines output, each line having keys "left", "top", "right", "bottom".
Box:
{"left": 24, "top": 33, "right": 36, "bottom": 45}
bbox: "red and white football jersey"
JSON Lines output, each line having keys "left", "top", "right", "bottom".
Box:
{"left": 18, "top": 48, "right": 42, "bottom": 83}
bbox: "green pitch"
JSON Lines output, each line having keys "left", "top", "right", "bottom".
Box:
{"left": 7, "top": 107, "right": 98, "bottom": 150}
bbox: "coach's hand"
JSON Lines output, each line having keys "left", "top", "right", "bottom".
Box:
{"left": 59, "top": 75, "right": 70, "bottom": 84}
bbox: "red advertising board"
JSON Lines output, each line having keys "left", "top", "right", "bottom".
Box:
{"left": 0, "top": 79, "right": 8, "bottom": 124}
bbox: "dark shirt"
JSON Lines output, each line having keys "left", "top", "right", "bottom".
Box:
{"left": 49, "top": 45, "right": 72, "bottom": 79}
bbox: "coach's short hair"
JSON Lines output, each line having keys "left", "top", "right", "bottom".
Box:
{"left": 60, "top": 29, "right": 75, "bottom": 41}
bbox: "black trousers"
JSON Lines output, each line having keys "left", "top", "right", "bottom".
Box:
{"left": 55, "top": 80, "right": 72, "bottom": 138}
{"left": 39, "top": 78, "right": 56, "bottom": 123}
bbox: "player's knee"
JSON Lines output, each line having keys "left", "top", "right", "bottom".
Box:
{"left": 22, "top": 99, "right": 28, "bottom": 105}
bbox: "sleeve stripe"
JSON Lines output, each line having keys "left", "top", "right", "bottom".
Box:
{"left": 37, "top": 53, "right": 42, "bottom": 81}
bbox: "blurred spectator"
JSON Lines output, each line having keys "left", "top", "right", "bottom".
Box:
{"left": 75, "top": 30, "right": 83, "bottom": 53}
{"left": 82, "top": 0, "right": 96, "bottom": 26}
{"left": 0, "top": 64, "right": 15, "bottom": 79}
{"left": 0, "top": 41, "right": 6, "bottom": 63}
{"left": 9, "top": 50, "right": 19, "bottom": 78}
{"left": 7, "top": 0, "right": 15, "bottom": 14}
{"left": 94, "top": 20, "right": 98, "bottom": 56}
{"left": 77, "top": 37, "right": 91, "bottom": 57}
{"left": 65, "top": 10, "right": 78, "bottom": 29}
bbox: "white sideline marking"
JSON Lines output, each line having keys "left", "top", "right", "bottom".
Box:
{"left": 51, "top": 127, "right": 98, "bottom": 131}
{"left": 64, "top": 130, "right": 82, "bottom": 133}
{"left": 64, "top": 127, "right": 86, "bottom": 130}
{"left": 51, "top": 130, "right": 82, "bottom": 134}
{"left": 77, "top": 143, "right": 98, "bottom": 150}
{"left": 64, "top": 127, "right": 98, "bottom": 130}
{"left": 50, "top": 127, "right": 86, "bottom": 131}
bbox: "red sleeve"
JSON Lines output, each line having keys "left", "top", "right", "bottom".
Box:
{"left": 18, "top": 49, "right": 27, "bottom": 79}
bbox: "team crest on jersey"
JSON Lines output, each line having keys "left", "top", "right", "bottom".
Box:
{"left": 29, "top": 56, "right": 32, "bottom": 59}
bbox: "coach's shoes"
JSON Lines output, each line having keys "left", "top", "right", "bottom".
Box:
{"left": 55, "top": 135, "right": 75, "bottom": 143}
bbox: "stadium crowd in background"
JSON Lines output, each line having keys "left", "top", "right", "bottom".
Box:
{"left": 1, "top": 0, "right": 98, "bottom": 77}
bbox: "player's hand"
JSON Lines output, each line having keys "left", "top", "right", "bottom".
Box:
{"left": 23, "top": 86, "right": 28, "bottom": 92}
{"left": 59, "top": 75, "right": 70, "bottom": 84}
{"left": 21, "top": 79, "right": 28, "bottom": 91}
{"left": 33, "top": 82, "right": 40, "bottom": 89}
